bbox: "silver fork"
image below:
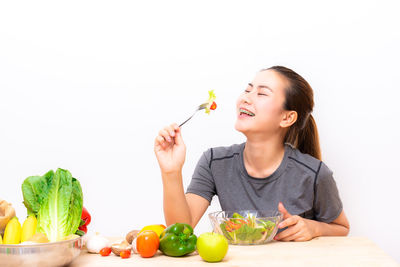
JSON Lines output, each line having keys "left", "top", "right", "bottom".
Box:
{"left": 179, "top": 102, "right": 209, "bottom": 127}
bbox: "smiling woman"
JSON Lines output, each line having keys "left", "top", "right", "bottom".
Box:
{"left": 154, "top": 66, "right": 350, "bottom": 242}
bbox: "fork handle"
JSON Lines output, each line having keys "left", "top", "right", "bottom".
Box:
{"left": 179, "top": 112, "right": 196, "bottom": 127}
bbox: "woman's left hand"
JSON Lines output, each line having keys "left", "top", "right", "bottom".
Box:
{"left": 274, "top": 202, "right": 319, "bottom": 242}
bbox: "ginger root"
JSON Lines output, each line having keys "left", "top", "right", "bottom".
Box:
{"left": 0, "top": 199, "right": 16, "bottom": 234}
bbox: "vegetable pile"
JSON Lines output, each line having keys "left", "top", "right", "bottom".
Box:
{"left": 219, "top": 213, "right": 276, "bottom": 244}
{"left": 97, "top": 223, "right": 197, "bottom": 260}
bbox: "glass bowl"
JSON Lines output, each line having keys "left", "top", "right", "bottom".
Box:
{"left": 209, "top": 210, "right": 283, "bottom": 245}
{"left": 0, "top": 235, "right": 83, "bottom": 267}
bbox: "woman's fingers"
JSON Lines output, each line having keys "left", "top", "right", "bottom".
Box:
{"left": 173, "top": 127, "right": 184, "bottom": 146}
{"left": 278, "top": 202, "right": 292, "bottom": 219}
{"left": 159, "top": 128, "right": 173, "bottom": 142}
{"left": 274, "top": 216, "right": 313, "bottom": 242}
{"left": 154, "top": 135, "right": 168, "bottom": 150}
{"left": 294, "top": 236, "right": 308, "bottom": 242}
{"left": 274, "top": 225, "right": 299, "bottom": 240}
{"left": 154, "top": 134, "right": 162, "bottom": 146}
{"left": 159, "top": 124, "right": 180, "bottom": 142}
{"left": 164, "top": 124, "right": 176, "bottom": 138}
{"left": 167, "top": 123, "right": 183, "bottom": 145}
{"left": 278, "top": 215, "right": 300, "bottom": 229}
{"left": 279, "top": 231, "right": 302, "bottom": 242}
{"left": 155, "top": 123, "right": 183, "bottom": 152}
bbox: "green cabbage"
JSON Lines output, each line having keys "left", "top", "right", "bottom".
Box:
{"left": 21, "top": 168, "right": 83, "bottom": 242}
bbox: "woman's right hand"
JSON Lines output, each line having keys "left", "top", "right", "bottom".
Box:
{"left": 154, "top": 123, "right": 186, "bottom": 174}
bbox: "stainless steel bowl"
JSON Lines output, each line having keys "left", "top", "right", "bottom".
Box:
{"left": 0, "top": 236, "right": 83, "bottom": 267}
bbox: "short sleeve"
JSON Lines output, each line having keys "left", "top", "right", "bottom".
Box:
{"left": 185, "top": 149, "right": 216, "bottom": 204}
{"left": 313, "top": 162, "right": 343, "bottom": 223}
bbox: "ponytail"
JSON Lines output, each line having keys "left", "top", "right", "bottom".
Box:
{"left": 284, "top": 114, "right": 321, "bottom": 160}
{"left": 265, "top": 66, "right": 321, "bottom": 160}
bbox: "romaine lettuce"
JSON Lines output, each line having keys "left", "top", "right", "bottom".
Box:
{"left": 22, "top": 168, "right": 83, "bottom": 242}
{"left": 21, "top": 170, "right": 53, "bottom": 215}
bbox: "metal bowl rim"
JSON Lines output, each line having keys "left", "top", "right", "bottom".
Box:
{"left": 0, "top": 235, "right": 83, "bottom": 248}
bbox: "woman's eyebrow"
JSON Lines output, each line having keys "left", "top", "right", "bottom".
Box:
{"left": 248, "top": 82, "right": 273, "bottom": 92}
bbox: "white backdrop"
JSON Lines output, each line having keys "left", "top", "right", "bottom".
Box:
{"left": 1, "top": 0, "right": 399, "bottom": 262}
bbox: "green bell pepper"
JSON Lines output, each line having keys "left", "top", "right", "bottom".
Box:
{"left": 159, "top": 223, "right": 197, "bottom": 257}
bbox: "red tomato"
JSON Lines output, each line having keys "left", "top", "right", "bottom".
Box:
{"left": 120, "top": 249, "right": 131, "bottom": 259}
{"left": 136, "top": 230, "right": 159, "bottom": 258}
{"left": 210, "top": 101, "right": 217, "bottom": 110}
{"left": 99, "top": 247, "right": 111, "bottom": 256}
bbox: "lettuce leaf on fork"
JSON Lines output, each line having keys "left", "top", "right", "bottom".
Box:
{"left": 205, "top": 90, "right": 216, "bottom": 114}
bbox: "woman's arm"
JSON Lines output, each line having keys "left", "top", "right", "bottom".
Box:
{"left": 311, "top": 210, "right": 349, "bottom": 237}
{"left": 161, "top": 171, "right": 192, "bottom": 226}
{"left": 274, "top": 202, "right": 350, "bottom": 241}
{"left": 155, "top": 123, "right": 209, "bottom": 227}
{"left": 161, "top": 173, "right": 209, "bottom": 227}
{"left": 185, "top": 193, "right": 210, "bottom": 228}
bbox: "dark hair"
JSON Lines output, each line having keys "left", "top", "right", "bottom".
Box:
{"left": 265, "top": 66, "right": 321, "bottom": 160}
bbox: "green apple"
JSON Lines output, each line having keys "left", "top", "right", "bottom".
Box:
{"left": 197, "top": 232, "right": 229, "bottom": 262}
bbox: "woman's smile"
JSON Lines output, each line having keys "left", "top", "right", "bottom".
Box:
{"left": 238, "top": 107, "right": 256, "bottom": 118}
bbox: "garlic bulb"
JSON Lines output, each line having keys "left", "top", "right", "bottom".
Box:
{"left": 86, "top": 233, "right": 110, "bottom": 253}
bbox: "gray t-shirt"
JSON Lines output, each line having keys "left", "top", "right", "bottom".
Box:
{"left": 186, "top": 143, "right": 343, "bottom": 223}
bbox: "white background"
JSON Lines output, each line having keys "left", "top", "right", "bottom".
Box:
{"left": 1, "top": 0, "right": 399, "bottom": 262}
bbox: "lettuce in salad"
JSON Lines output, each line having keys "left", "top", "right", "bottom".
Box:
{"left": 219, "top": 212, "right": 276, "bottom": 244}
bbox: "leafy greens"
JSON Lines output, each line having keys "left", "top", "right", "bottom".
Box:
{"left": 21, "top": 168, "right": 83, "bottom": 242}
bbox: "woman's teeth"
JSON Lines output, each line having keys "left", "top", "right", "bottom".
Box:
{"left": 239, "top": 109, "right": 255, "bottom": 116}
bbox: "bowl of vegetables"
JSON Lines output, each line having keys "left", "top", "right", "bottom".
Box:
{"left": 208, "top": 210, "right": 283, "bottom": 245}
{"left": 0, "top": 168, "right": 88, "bottom": 267}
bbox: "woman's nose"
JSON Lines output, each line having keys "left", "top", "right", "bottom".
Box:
{"left": 242, "top": 91, "right": 253, "bottom": 104}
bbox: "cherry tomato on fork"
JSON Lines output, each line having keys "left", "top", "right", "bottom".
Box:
{"left": 210, "top": 101, "right": 217, "bottom": 110}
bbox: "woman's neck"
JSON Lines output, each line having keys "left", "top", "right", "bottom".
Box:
{"left": 243, "top": 138, "right": 285, "bottom": 178}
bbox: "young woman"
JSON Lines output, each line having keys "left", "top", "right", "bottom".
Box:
{"left": 154, "top": 66, "right": 350, "bottom": 241}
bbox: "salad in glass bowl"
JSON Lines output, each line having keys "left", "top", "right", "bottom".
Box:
{"left": 208, "top": 210, "right": 283, "bottom": 245}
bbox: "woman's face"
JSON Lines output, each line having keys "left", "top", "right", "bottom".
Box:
{"left": 235, "top": 69, "right": 289, "bottom": 137}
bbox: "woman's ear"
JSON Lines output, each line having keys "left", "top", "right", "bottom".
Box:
{"left": 280, "top": 110, "right": 297, "bottom": 128}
